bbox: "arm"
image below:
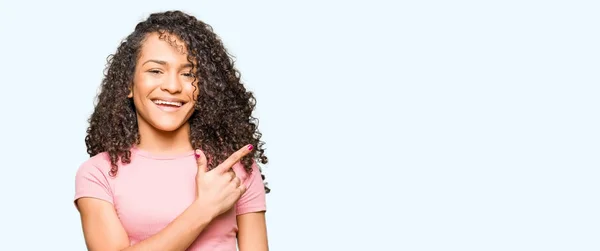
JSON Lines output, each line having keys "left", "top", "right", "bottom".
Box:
{"left": 237, "top": 211, "right": 269, "bottom": 251}
{"left": 77, "top": 198, "right": 214, "bottom": 251}
{"left": 235, "top": 161, "right": 269, "bottom": 251}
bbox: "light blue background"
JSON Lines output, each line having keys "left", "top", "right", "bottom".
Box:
{"left": 0, "top": 0, "right": 598, "bottom": 250}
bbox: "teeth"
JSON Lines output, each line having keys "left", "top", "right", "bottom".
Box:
{"left": 153, "top": 100, "right": 183, "bottom": 107}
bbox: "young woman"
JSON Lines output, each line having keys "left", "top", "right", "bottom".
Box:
{"left": 74, "top": 10, "right": 270, "bottom": 251}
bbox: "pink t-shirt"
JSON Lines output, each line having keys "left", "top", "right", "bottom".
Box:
{"left": 74, "top": 147, "right": 267, "bottom": 251}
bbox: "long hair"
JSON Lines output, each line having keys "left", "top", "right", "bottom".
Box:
{"left": 85, "top": 10, "right": 269, "bottom": 193}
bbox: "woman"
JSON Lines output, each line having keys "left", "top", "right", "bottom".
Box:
{"left": 74, "top": 10, "right": 270, "bottom": 251}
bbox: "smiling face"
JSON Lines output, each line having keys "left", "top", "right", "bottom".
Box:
{"left": 128, "top": 32, "right": 198, "bottom": 133}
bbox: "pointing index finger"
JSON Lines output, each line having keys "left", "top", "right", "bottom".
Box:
{"left": 215, "top": 144, "right": 253, "bottom": 173}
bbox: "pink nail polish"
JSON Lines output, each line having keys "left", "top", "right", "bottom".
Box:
{"left": 194, "top": 149, "right": 201, "bottom": 158}
{"left": 247, "top": 144, "right": 253, "bottom": 151}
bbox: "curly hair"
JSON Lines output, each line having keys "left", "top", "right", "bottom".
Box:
{"left": 85, "top": 10, "right": 269, "bottom": 193}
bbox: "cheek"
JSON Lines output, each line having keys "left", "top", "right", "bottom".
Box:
{"left": 186, "top": 85, "right": 200, "bottom": 104}
{"left": 132, "top": 74, "right": 156, "bottom": 97}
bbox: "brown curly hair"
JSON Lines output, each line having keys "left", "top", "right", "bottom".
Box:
{"left": 84, "top": 10, "right": 269, "bottom": 193}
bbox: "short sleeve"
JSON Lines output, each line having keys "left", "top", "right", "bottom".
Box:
{"left": 235, "top": 162, "right": 267, "bottom": 215}
{"left": 74, "top": 161, "right": 114, "bottom": 208}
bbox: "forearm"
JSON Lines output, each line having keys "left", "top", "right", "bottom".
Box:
{"left": 122, "top": 201, "right": 214, "bottom": 251}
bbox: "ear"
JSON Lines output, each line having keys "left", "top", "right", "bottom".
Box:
{"left": 127, "top": 84, "right": 133, "bottom": 98}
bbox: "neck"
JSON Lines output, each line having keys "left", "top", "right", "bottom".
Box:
{"left": 136, "top": 118, "right": 193, "bottom": 156}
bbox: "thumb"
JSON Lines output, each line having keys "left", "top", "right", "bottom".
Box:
{"left": 195, "top": 149, "right": 208, "bottom": 175}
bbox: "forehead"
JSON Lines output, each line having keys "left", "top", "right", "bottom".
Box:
{"left": 138, "top": 32, "right": 190, "bottom": 63}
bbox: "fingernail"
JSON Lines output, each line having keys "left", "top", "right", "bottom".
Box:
{"left": 195, "top": 149, "right": 201, "bottom": 158}
{"left": 247, "top": 144, "right": 253, "bottom": 151}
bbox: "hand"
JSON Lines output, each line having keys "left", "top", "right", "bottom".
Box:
{"left": 194, "top": 144, "right": 253, "bottom": 218}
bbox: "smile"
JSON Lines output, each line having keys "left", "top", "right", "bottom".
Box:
{"left": 152, "top": 100, "right": 183, "bottom": 107}
{"left": 152, "top": 99, "right": 186, "bottom": 112}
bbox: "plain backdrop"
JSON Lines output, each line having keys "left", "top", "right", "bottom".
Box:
{"left": 0, "top": 0, "right": 598, "bottom": 250}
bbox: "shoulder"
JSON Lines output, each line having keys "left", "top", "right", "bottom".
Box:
{"left": 233, "top": 160, "right": 267, "bottom": 215}
{"left": 74, "top": 152, "right": 118, "bottom": 206}
{"left": 231, "top": 160, "right": 261, "bottom": 182}
{"left": 75, "top": 152, "right": 114, "bottom": 178}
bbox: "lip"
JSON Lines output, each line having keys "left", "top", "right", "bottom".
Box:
{"left": 151, "top": 97, "right": 187, "bottom": 112}
{"left": 151, "top": 97, "right": 187, "bottom": 104}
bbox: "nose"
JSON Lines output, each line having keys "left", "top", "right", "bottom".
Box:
{"left": 160, "top": 72, "right": 183, "bottom": 94}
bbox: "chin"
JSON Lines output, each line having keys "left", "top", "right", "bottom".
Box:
{"left": 152, "top": 120, "right": 188, "bottom": 132}
{"left": 145, "top": 114, "right": 189, "bottom": 132}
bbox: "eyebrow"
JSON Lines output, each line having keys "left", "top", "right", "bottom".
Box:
{"left": 142, "top": 59, "right": 194, "bottom": 69}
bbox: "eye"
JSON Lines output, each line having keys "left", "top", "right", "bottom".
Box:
{"left": 182, "top": 72, "right": 196, "bottom": 81}
{"left": 148, "top": 69, "right": 163, "bottom": 74}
